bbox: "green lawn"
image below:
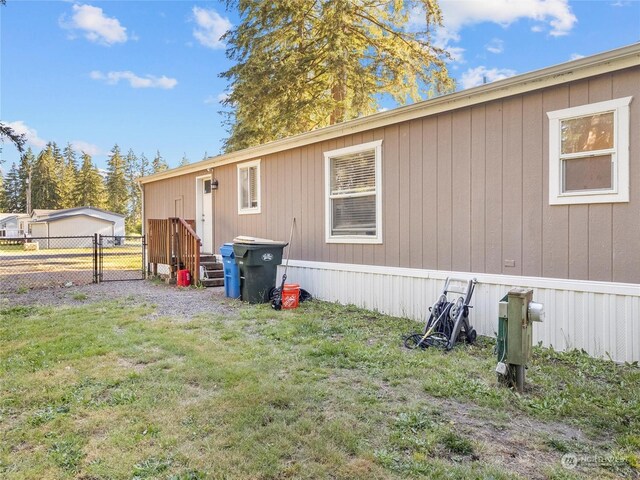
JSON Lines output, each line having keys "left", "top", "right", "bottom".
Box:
{"left": 0, "top": 294, "right": 638, "bottom": 479}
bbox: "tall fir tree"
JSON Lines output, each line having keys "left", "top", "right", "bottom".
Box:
{"left": 220, "top": 0, "right": 452, "bottom": 152}
{"left": 0, "top": 173, "right": 6, "bottom": 211}
{"left": 124, "top": 148, "right": 140, "bottom": 232}
{"left": 58, "top": 143, "right": 78, "bottom": 208}
{"left": 179, "top": 154, "right": 190, "bottom": 167}
{"left": 2, "top": 163, "right": 21, "bottom": 212}
{"left": 31, "top": 143, "right": 61, "bottom": 209}
{"left": 105, "top": 144, "right": 128, "bottom": 215}
{"left": 152, "top": 150, "right": 168, "bottom": 173}
{"left": 74, "top": 153, "right": 106, "bottom": 208}
{"left": 17, "top": 148, "right": 35, "bottom": 213}
{"left": 139, "top": 153, "right": 149, "bottom": 178}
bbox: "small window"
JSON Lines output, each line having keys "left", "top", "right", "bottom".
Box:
{"left": 324, "top": 140, "right": 382, "bottom": 243}
{"left": 547, "top": 97, "right": 631, "bottom": 205}
{"left": 237, "top": 159, "right": 261, "bottom": 214}
{"left": 204, "top": 179, "right": 212, "bottom": 194}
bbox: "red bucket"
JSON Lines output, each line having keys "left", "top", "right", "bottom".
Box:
{"left": 282, "top": 284, "right": 300, "bottom": 309}
{"left": 177, "top": 269, "right": 191, "bottom": 287}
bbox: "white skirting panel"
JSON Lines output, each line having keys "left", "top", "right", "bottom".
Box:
{"left": 279, "top": 260, "right": 640, "bottom": 363}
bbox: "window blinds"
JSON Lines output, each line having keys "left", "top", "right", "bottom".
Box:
{"left": 330, "top": 149, "right": 376, "bottom": 236}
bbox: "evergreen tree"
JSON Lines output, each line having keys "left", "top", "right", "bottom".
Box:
{"left": 17, "top": 148, "right": 35, "bottom": 213}
{"left": 220, "top": 0, "right": 452, "bottom": 152}
{"left": 58, "top": 143, "right": 78, "bottom": 208}
{"left": 152, "top": 150, "right": 168, "bottom": 173}
{"left": 139, "top": 153, "right": 149, "bottom": 177}
{"left": 0, "top": 173, "right": 6, "bottom": 211}
{"left": 105, "top": 144, "right": 128, "bottom": 215}
{"left": 124, "top": 148, "right": 140, "bottom": 232}
{"left": 179, "top": 154, "right": 190, "bottom": 167}
{"left": 74, "top": 152, "right": 106, "bottom": 208}
{"left": 31, "top": 143, "right": 61, "bottom": 209}
{"left": 2, "top": 163, "right": 21, "bottom": 212}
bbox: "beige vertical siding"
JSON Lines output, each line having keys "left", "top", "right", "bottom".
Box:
{"left": 142, "top": 169, "right": 210, "bottom": 228}
{"left": 147, "top": 67, "right": 640, "bottom": 283}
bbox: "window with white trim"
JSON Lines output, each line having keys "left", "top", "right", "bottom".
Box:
{"left": 547, "top": 96, "right": 632, "bottom": 205}
{"left": 237, "top": 159, "right": 261, "bottom": 214}
{"left": 324, "top": 140, "right": 382, "bottom": 243}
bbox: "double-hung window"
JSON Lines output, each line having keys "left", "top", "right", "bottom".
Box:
{"left": 324, "top": 140, "right": 382, "bottom": 243}
{"left": 547, "top": 97, "right": 631, "bottom": 205}
{"left": 237, "top": 159, "right": 261, "bottom": 214}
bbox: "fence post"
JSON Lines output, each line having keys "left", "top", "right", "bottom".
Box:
{"left": 93, "top": 233, "right": 99, "bottom": 284}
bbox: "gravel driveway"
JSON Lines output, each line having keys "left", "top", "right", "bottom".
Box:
{"left": 1, "top": 280, "right": 238, "bottom": 319}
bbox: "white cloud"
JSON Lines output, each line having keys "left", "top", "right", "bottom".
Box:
{"left": 205, "top": 92, "right": 229, "bottom": 105}
{"left": 90, "top": 70, "right": 178, "bottom": 89}
{"left": 4, "top": 121, "right": 47, "bottom": 149}
{"left": 71, "top": 140, "right": 101, "bottom": 156}
{"left": 192, "top": 6, "right": 232, "bottom": 49}
{"left": 570, "top": 53, "right": 585, "bottom": 61}
{"left": 410, "top": 0, "right": 576, "bottom": 63}
{"left": 459, "top": 66, "right": 517, "bottom": 90}
{"left": 60, "top": 4, "right": 127, "bottom": 45}
{"left": 485, "top": 38, "right": 504, "bottom": 54}
{"left": 438, "top": 0, "right": 577, "bottom": 37}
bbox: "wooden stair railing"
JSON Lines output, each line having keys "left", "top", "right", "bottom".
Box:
{"left": 147, "top": 218, "right": 201, "bottom": 285}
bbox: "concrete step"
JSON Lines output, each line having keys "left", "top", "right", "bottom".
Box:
{"left": 201, "top": 278, "right": 224, "bottom": 288}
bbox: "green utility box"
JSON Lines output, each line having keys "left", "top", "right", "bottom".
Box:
{"left": 496, "top": 288, "right": 544, "bottom": 392}
{"left": 233, "top": 242, "right": 287, "bottom": 304}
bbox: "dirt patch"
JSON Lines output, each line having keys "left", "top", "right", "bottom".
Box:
{"left": 1, "top": 280, "right": 237, "bottom": 319}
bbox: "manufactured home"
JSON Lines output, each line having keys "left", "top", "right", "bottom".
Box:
{"left": 140, "top": 44, "right": 640, "bottom": 363}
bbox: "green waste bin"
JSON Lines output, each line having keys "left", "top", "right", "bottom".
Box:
{"left": 233, "top": 242, "right": 288, "bottom": 303}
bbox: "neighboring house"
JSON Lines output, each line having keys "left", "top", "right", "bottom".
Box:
{"left": 0, "top": 213, "right": 30, "bottom": 238}
{"left": 29, "top": 207, "right": 126, "bottom": 249}
{"left": 139, "top": 44, "right": 640, "bottom": 363}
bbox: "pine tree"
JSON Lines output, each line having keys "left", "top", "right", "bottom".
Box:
{"left": 179, "top": 154, "right": 190, "bottom": 167}
{"left": 124, "top": 149, "right": 140, "bottom": 232}
{"left": 31, "top": 143, "right": 61, "bottom": 209}
{"left": 105, "top": 144, "right": 128, "bottom": 215}
{"left": 139, "top": 153, "right": 149, "bottom": 178}
{"left": 2, "top": 163, "right": 21, "bottom": 212}
{"left": 58, "top": 143, "right": 78, "bottom": 208}
{"left": 74, "top": 153, "right": 106, "bottom": 208}
{"left": 0, "top": 173, "right": 6, "bottom": 211}
{"left": 17, "top": 148, "right": 35, "bottom": 213}
{"left": 220, "top": 0, "right": 452, "bottom": 152}
{"left": 152, "top": 150, "right": 168, "bottom": 173}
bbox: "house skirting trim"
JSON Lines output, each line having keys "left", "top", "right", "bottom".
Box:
{"left": 278, "top": 260, "right": 640, "bottom": 363}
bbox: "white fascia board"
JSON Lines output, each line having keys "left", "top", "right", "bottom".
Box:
{"left": 139, "top": 44, "right": 640, "bottom": 185}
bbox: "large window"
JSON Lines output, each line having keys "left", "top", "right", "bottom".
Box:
{"left": 237, "top": 159, "right": 261, "bottom": 214}
{"left": 547, "top": 97, "right": 631, "bottom": 205}
{"left": 324, "top": 140, "right": 382, "bottom": 243}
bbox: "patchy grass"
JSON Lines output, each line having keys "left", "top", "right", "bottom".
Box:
{"left": 0, "top": 297, "right": 638, "bottom": 479}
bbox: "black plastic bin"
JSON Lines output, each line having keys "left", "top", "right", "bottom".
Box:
{"left": 233, "top": 242, "right": 287, "bottom": 303}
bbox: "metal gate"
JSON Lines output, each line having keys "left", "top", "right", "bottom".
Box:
{"left": 97, "top": 235, "right": 146, "bottom": 282}
{"left": 0, "top": 234, "right": 145, "bottom": 292}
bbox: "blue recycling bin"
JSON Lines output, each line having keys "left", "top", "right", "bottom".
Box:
{"left": 220, "top": 243, "right": 241, "bottom": 299}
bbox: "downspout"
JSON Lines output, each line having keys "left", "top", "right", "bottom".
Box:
{"left": 137, "top": 181, "right": 147, "bottom": 276}
{"left": 137, "top": 181, "right": 145, "bottom": 237}
{"left": 211, "top": 169, "right": 215, "bottom": 253}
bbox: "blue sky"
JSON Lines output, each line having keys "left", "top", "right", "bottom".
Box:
{"left": 1, "top": 0, "right": 639, "bottom": 171}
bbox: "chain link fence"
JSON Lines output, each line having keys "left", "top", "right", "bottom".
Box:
{"left": 0, "top": 235, "right": 145, "bottom": 292}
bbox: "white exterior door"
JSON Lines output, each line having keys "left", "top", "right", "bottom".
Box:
{"left": 196, "top": 176, "right": 213, "bottom": 253}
